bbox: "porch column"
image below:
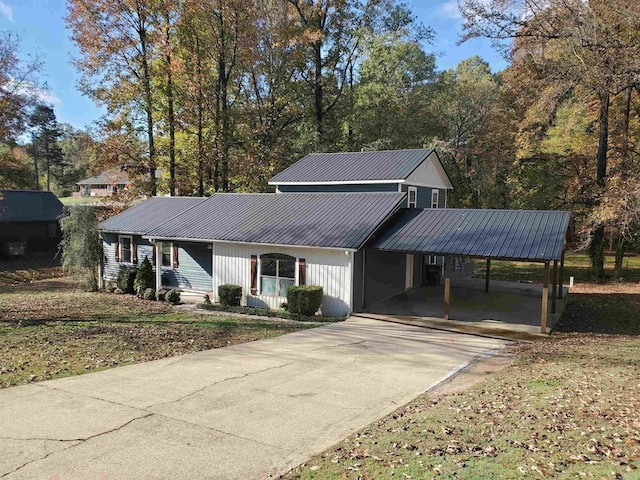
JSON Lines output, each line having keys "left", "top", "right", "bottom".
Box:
{"left": 551, "top": 260, "right": 558, "bottom": 314}
{"left": 558, "top": 251, "right": 565, "bottom": 299}
{"left": 485, "top": 258, "right": 490, "bottom": 293}
{"left": 155, "top": 241, "right": 162, "bottom": 289}
{"left": 444, "top": 276, "right": 451, "bottom": 320}
{"left": 541, "top": 261, "right": 550, "bottom": 334}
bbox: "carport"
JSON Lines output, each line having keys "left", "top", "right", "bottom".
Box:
{"left": 364, "top": 209, "right": 572, "bottom": 335}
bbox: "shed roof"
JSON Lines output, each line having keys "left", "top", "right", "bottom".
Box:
{"left": 269, "top": 149, "right": 439, "bottom": 184}
{"left": 145, "top": 193, "right": 406, "bottom": 250}
{"left": 371, "top": 208, "right": 571, "bottom": 261}
{"left": 99, "top": 196, "right": 207, "bottom": 234}
{"left": 0, "top": 190, "right": 64, "bottom": 223}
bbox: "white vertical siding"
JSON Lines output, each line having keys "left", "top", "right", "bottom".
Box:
{"left": 212, "top": 242, "right": 352, "bottom": 317}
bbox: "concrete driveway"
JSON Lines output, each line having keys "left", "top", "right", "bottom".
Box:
{"left": 0, "top": 317, "right": 507, "bottom": 479}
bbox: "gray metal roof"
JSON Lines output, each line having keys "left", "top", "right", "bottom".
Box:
{"left": 0, "top": 190, "right": 64, "bottom": 223}
{"left": 78, "top": 168, "right": 163, "bottom": 185}
{"left": 371, "top": 209, "right": 571, "bottom": 261}
{"left": 269, "top": 149, "right": 436, "bottom": 184}
{"left": 145, "top": 193, "right": 406, "bottom": 250}
{"left": 99, "top": 196, "right": 207, "bottom": 234}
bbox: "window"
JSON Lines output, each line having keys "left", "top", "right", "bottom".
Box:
{"left": 119, "top": 235, "right": 132, "bottom": 264}
{"left": 161, "top": 242, "right": 173, "bottom": 268}
{"left": 428, "top": 255, "right": 437, "bottom": 265}
{"left": 407, "top": 186, "right": 417, "bottom": 208}
{"left": 260, "top": 253, "right": 295, "bottom": 296}
{"left": 431, "top": 190, "right": 439, "bottom": 209}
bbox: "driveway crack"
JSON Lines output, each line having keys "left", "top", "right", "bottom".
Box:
{"left": 311, "top": 340, "right": 366, "bottom": 351}
{"left": 147, "top": 362, "right": 294, "bottom": 408}
{"left": 0, "top": 414, "right": 151, "bottom": 478}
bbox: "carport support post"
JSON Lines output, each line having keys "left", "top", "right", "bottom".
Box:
{"left": 444, "top": 276, "right": 451, "bottom": 320}
{"left": 485, "top": 258, "right": 490, "bottom": 293}
{"left": 558, "top": 251, "right": 565, "bottom": 299}
{"left": 551, "top": 260, "right": 558, "bottom": 314}
{"left": 541, "top": 261, "right": 550, "bottom": 334}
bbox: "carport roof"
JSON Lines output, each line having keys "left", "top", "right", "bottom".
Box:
{"left": 371, "top": 208, "right": 571, "bottom": 262}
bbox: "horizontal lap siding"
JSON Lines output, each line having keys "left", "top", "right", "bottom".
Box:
{"left": 102, "top": 234, "right": 153, "bottom": 281}
{"left": 212, "top": 243, "right": 352, "bottom": 317}
{"left": 162, "top": 243, "right": 212, "bottom": 292}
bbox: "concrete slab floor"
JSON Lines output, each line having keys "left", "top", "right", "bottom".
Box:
{"left": 0, "top": 317, "right": 507, "bottom": 480}
{"left": 364, "top": 278, "right": 569, "bottom": 337}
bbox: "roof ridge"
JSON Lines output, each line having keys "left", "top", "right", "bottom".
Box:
{"left": 306, "top": 148, "right": 433, "bottom": 156}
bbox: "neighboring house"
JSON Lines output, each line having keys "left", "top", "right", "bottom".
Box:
{"left": 269, "top": 148, "right": 452, "bottom": 209}
{"left": 76, "top": 168, "right": 163, "bottom": 197}
{"left": 98, "top": 149, "right": 570, "bottom": 320}
{"left": 0, "top": 190, "right": 64, "bottom": 257}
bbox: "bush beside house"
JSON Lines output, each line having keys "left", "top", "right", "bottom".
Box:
{"left": 218, "top": 284, "right": 242, "bottom": 307}
{"left": 287, "top": 286, "right": 323, "bottom": 316}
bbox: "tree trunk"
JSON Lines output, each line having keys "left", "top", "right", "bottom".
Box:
{"left": 313, "top": 41, "right": 323, "bottom": 149}
{"left": 165, "top": 13, "right": 176, "bottom": 197}
{"left": 620, "top": 86, "right": 632, "bottom": 177}
{"left": 32, "top": 135, "right": 39, "bottom": 190}
{"left": 196, "top": 35, "right": 205, "bottom": 197}
{"left": 139, "top": 19, "right": 157, "bottom": 197}
{"left": 45, "top": 138, "right": 50, "bottom": 191}
{"left": 590, "top": 91, "right": 610, "bottom": 278}
{"left": 614, "top": 237, "right": 625, "bottom": 278}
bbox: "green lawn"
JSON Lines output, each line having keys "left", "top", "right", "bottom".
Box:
{"left": 0, "top": 277, "right": 315, "bottom": 388}
{"left": 475, "top": 253, "right": 640, "bottom": 283}
{"left": 58, "top": 196, "right": 101, "bottom": 206}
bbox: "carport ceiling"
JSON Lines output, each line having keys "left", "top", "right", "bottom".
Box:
{"left": 371, "top": 209, "right": 571, "bottom": 262}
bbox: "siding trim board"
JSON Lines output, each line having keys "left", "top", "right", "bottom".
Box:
{"left": 144, "top": 236, "right": 359, "bottom": 252}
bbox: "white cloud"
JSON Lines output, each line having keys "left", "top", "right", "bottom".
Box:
{"left": 0, "top": 0, "right": 14, "bottom": 22}
{"left": 34, "top": 88, "right": 63, "bottom": 107}
{"left": 435, "top": 0, "right": 462, "bottom": 19}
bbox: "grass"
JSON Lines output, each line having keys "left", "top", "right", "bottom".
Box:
{"left": 284, "top": 335, "right": 640, "bottom": 480}
{"left": 0, "top": 256, "right": 64, "bottom": 287}
{"left": 0, "top": 277, "right": 315, "bottom": 388}
{"left": 475, "top": 252, "right": 640, "bottom": 283}
{"left": 58, "top": 196, "right": 103, "bottom": 206}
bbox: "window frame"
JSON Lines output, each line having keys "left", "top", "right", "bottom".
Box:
{"left": 407, "top": 186, "right": 417, "bottom": 208}
{"left": 431, "top": 189, "right": 439, "bottom": 209}
{"left": 118, "top": 235, "right": 133, "bottom": 265}
{"left": 160, "top": 241, "right": 173, "bottom": 269}
{"left": 258, "top": 253, "right": 297, "bottom": 297}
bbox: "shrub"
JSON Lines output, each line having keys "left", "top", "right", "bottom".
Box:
{"left": 134, "top": 256, "right": 155, "bottom": 292}
{"left": 287, "top": 285, "right": 323, "bottom": 316}
{"left": 105, "top": 281, "right": 117, "bottom": 293}
{"left": 143, "top": 288, "right": 156, "bottom": 301}
{"left": 165, "top": 289, "right": 181, "bottom": 304}
{"left": 116, "top": 265, "right": 138, "bottom": 294}
{"left": 218, "top": 284, "right": 242, "bottom": 307}
{"left": 156, "top": 288, "right": 169, "bottom": 301}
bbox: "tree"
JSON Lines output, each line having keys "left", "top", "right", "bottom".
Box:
{"left": 59, "top": 206, "right": 102, "bottom": 291}
{"left": 459, "top": 0, "right": 640, "bottom": 276}
{"left": 67, "top": 0, "right": 160, "bottom": 196}
{"left": 0, "top": 32, "right": 44, "bottom": 144}
{"left": 29, "top": 105, "right": 65, "bottom": 192}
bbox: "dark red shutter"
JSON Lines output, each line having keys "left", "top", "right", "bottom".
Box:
{"left": 132, "top": 240, "right": 138, "bottom": 264}
{"left": 172, "top": 244, "right": 179, "bottom": 268}
{"left": 250, "top": 255, "right": 258, "bottom": 295}
{"left": 115, "top": 240, "right": 120, "bottom": 262}
{"left": 298, "top": 258, "right": 306, "bottom": 285}
{"left": 152, "top": 244, "right": 156, "bottom": 265}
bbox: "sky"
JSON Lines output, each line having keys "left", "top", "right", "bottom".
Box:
{"left": 0, "top": 0, "right": 507, "bottom": 131}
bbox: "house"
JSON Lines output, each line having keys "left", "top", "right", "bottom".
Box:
{"left": 98, "top": 149, "right": 571, "bottom": 330}
{"left": 76, "top": 168, "right": 163, "bottom": 197}
{"left": 0, "top": 190, "right": 64, "bottom": 257}
{"left": 269, "top": 148, "right": 452, "bottom": 209}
